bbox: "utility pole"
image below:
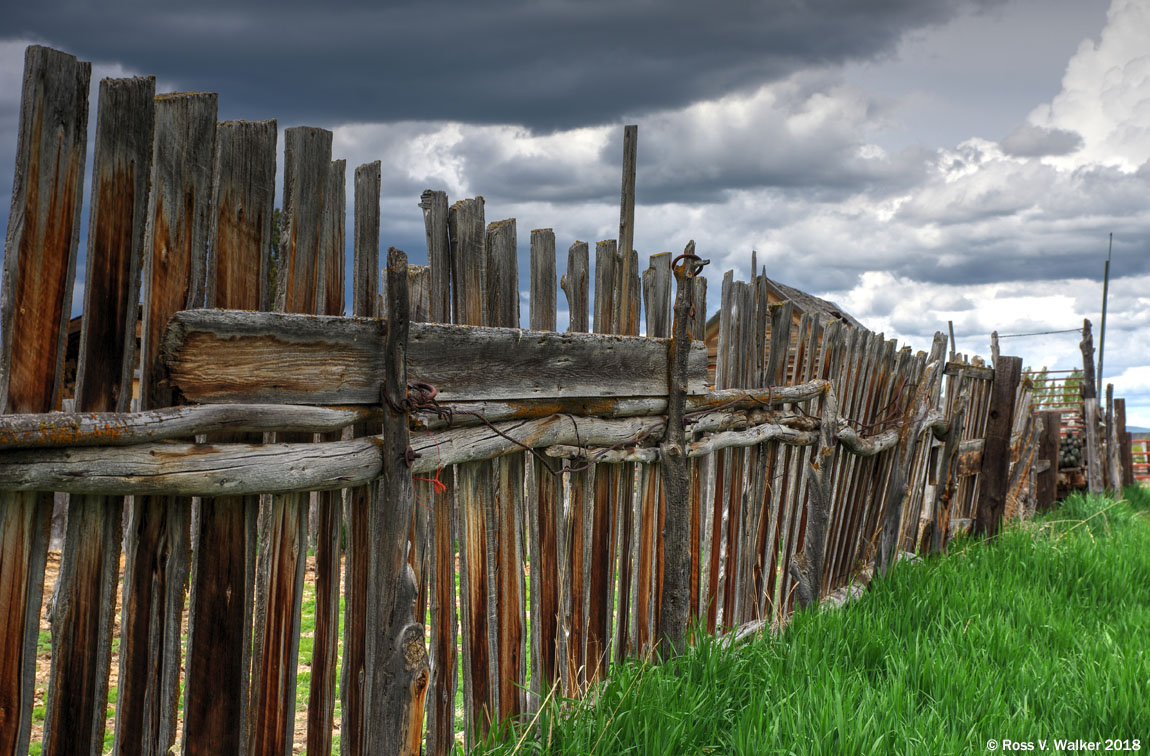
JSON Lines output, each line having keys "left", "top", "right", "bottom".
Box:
{"left": 1098, "top": 232, "right": 1112, "bottom": 397}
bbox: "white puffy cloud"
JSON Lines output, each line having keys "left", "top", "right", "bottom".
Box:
{"left": 1028, "top": 0, "right": 1150, "bottom": 171}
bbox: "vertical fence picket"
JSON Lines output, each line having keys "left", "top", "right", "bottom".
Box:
{"left": 365, "top": 249, "right": 429, "bottom": 755}
{"left": 342, "top": 160, "right": 382, "bottom": 756}
{"left": 559, "top": 240, "right": 589, "bottom": 695}
{"left": 116, "top": 90, "right": 215, "bottom": 756}
{"left": 973, "top": 357, "right": 1023, "bottom": 538}
{"left": 41, "top": 73, "right": 151, "bottom": 756}
{"left": 249, "top": 125, "right": 330, "bottom": 756}
{"left": 484, "top": 218, "right": 527, "bottom": 722}
{"left": 587, "top": 239, "right": 618, "bottom": 682}
{"left": 184, "top": 118, "right": 275, "bottom": 756}
{"left": 0, "top": 45, "right": 90, "bottom": 756}
{"left": 450, "top": 196, "right": 496, "bottom": 746}
{"left": 419, "top": 187, "right": 459, "bottom": 756}
{"left": 686, "top": 274, "right": 707, "bottom": 624}
{"left": 527, "top": 228, "right": 559, "bottom": 710}
{"left": 306, "top": 157, "right": 346, "bottom": 756}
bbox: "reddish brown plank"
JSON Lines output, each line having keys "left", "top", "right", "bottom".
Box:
{"left": 0, "top": 43, "right": 89, "bottom": 756}
{"left": 249, "top": 125, "right": 331, "bottom": 756}
{"left": 307, "top": 157, "right": 346, "bottom": 756}
{"left": 116, "top": 90, "right": 216, "bottom": 756}
{"left": 43, "top": 73, "right": 153, "bottom": 756}
{"left": 184, "top": 118, "right": 275, "bottom": 756}
{"left": 342, "top": 162, "right": 380, "bottom": 756}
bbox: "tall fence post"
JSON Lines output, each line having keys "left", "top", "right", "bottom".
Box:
{"left": 0, "top": 45, "right": 90, "bottom": 756}
{"left": 657, "top": 243, "right": 703, "bottom": 657}
{"left": 1036, "top": 410, "right": 1061, "bottom": 511}
{"left": 973, "top": 356, "right": 1022, "bottom": 538}
{"left": 1080, "top": 320, "right": 1103, "bottom": 494}
{"left": 366, "top": 248, "right": 429, "bottom": 755}
{"left": 1115, "top": 398, "right": 1133, "bottom": 488}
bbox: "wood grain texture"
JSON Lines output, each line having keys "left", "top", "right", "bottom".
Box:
{"left": 0, "top": 45, "right": 90, "bottom": 416}
{"left": 276, "top": 127, "right": 332, "bottom": 315}
{"left": 183, "top": 116, "right": 274, "bottom": 756}
{"left": 561, "top": 241, "right": 589, "bottom": 333}
{"left": 449, "top": 197, "right": 485, "bottom": 327}
{"left": 163, "top": 310, "right": 708, "bottom": 403}
{"left": 249, "top": 124, "right": 328, "bottom": 756}
{"left": 365, "top": 250, "right": 429, "bottom": 756}
{"left": 420, "top": 189, "right": 450, "bottom": 324}
{"left": 657, "top": 250, "right": 697, "bottom": 657}
{"left": 206, "top": 120, "right": 276, "bottom": 314}
{"left": 306, "top": 155, "right": 347, "bottom": 756}
{"left": 1035, "top": 410, "right": 1060, "bottom": 511}
{"left": 1116, "top": 398, "right": 1133, "bottom": 487}
{"left": 587, "top": 239, "right": 619, "bottom": 682}
{"left": 116, "top": 89, "right": 215, "bottom": 756}
{"left": 420, "top": 188, "right": 458, "bottom": 756}
{"left": 973, "top": 356, "right": 1022, "bottom": 537}
{"left": 530, "top": 229, "right": 556, "bottom": 332}
{"left": 341, "top": 167, "right": 383, "bottom": 756}
{"left": 138, "top": 92, "right": 216, "bottom": 410}
{"left": 354, "top": 163, "right": 382, "bottom": 319}
{"left": 0, "top": 49, "right": 89, "bottom": 753}
{"left": 73, "top": 76, "right": 154, "bottom": 416}
{"left": 0, "top": 403, "right": 377, "bottom": 449}
{"left": 43, "top": 74, "right": 152, "bottom": 756}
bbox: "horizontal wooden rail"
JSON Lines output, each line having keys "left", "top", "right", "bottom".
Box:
{"left": 0, "top": 385, "right": 962, "bottom": 496}
{"left": 162, "top": 309, "right": 708, "bottom": 403}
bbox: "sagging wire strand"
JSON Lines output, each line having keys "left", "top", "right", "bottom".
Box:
{"left": 395, "top": 249, "right": 922, "bottom": 485}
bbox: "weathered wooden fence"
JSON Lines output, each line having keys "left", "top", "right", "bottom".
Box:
{"left": 0, "top": 45, "right": 1132, "bottom": 756}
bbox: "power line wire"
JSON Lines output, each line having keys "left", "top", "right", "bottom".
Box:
{"left": 996, "top": 328, "right": 1083, "bottom": 339}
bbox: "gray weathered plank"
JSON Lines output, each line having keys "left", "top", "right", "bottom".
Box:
{"left": 366, "top": 250, "right": 429, "bottom": 755}
{"left": 449, "top": 197, "right": 485, "bottom": 327}
{"left": 420, "top": 189, "right": 450, "bottom": 324}
{"left": 561, "top": 241, "right": 589, "bottom": 333}
{"left": 354, "top": 163, "right": 382, "bottom": 320}
{"left": 163, "top": 310, "right": 708, "bottom": 403}
{"left": 530, "top": 229, "right": 557, "bottom": 332}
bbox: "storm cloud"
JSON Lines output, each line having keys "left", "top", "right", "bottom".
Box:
{"left": 3, "top": 0, "right": 1007, "bottom": 129}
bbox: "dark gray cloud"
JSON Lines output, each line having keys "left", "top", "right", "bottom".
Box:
{"left": 1001, "top": 122, "right": 1083, "bottom": 157}
{"left": 2, "top": 0, "right": 1004, "bottom": 130}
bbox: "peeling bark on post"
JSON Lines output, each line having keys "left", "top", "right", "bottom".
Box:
{"left": 657, "top": 244, "right": 697, "bottom": 658}
{"left": 366, "top": 249, "right": 429, "bottom": 755}
{"left": 791, "top": 373, "right": 840, "bottom": 608}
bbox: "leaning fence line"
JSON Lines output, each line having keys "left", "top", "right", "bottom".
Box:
{"left": 0, "top": 43, "right": 1134, "bottom": 756}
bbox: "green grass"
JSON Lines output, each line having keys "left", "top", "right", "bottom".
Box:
{"left": 472, "top": 486, "right": 1150, "bottom": 755}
